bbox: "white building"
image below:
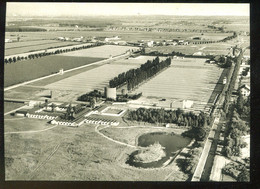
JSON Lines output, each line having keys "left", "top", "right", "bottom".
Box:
{"left": 239, "top": 84, "right": 250, "bottom": 97}
{"left": 182, "top": 100, "right": 194, "bottom": 109}
{"left": 57, "top": 37, "right": 65, "bottom": 41}
{"left": 147, "top": 41, "right": 154, "bottom": 47}
{"left": 105, "top": 36, "right": 120, "bottom": 42}
{"left": 5, "top": 39, "right": 12, "bottom": 43}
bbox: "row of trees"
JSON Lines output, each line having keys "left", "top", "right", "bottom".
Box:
{"left": 4, "top": 43, "right": 103, "bottom": 64}
{"left": 109, "top": 57, "right": 171, "bottom": 90}
{"left": 220, "top": 32, "right": 238, "bottom": 43}
{"left": 143, "top": 51, "right": 186, "bottom": 57}
{"left": 128, "top": 107, "right": 212, "bottom": 128}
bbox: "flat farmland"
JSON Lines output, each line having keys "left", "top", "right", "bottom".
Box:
{"left": 5, "top": 30, "right": 230, "bottom": 43}
{"left": 5, "top": 41, "right": 81, "bottom": 56}
{"left": 5, "top": 40, "right": 60, "bottom": 49}
{"left": 45, "top": 63, "right": 139, "bottom": 92}
{"left": 146, "top": 42, "right": 235, "bottom": 55}
{"left": 4, "top": 55, "right": 104, "bottom": 87}
{"left": 133, "top": 58, "right": 223, "bottom": 110}
{"left": 59, "top": 45, "right": 140, "bottom": 58}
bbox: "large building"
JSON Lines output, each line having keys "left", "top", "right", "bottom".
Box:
{"left": 104, "top": 87, "right": 117, "bottom": 100}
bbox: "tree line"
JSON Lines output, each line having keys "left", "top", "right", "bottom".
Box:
{"left": 223, "top": 94, "right": 250, "bottom": 158}
{"left": 109, "top": 57, "right": 171, "bottom": 90}
{"left": 128, "top": 107, "right": 212, "bottom": 128}
{"left": 4, "top": 43, "right": 103, "bottom": 64}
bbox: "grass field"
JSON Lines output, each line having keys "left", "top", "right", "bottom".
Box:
{"left": 5, "top": 41, "right": 81, "bottom": 56}
{"left": 5, "top": 40, "right": 60, "bottom": 49}
{"left": 44, "top": 55, "right": 168, "bottom": 92}
{"left": 4, "top": 55, "right": 104, "bottom": 87}
{"left": 5, "top": 118, "right": 189, "bottom": 181}
{"left": 59, "top": 45, "right": 140, "bottom": 58}
{"left": 44, "top": 63, "right": 139, "bottom": 92}
{"left": 133, "top": 58, "right": 224, "bottom": 111}
{"left": 4, "top": 102, "right": 25, "bottom": 113}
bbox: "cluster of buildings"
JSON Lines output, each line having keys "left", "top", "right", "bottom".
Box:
{"left": 14, "top": 100, "right": 122, "bottom": 127}
{"left": 57, "top": 36, "right": 84, "bottom": 42}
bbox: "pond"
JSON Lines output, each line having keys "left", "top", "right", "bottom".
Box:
{"left": 126, "top": 132, "right": 192, "bottom": 168}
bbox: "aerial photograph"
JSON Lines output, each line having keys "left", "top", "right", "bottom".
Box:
{"left": 4, "top": 3, "right": 250, "bottom": 181}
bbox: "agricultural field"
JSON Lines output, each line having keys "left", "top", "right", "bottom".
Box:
{"left": 43, "top": 55, "right": 168, "bottom": 93}
{"left": 132, "top": 58, "right": 224, "bottom": 111}
{"left": 44, "top": 64, "right": 139, "bottom": 92}
{"left": 146, "top": 35, "right": 249, "bottom": 56}
{"left": 4, "top": 55, "right": 104, "bottom": 87}
{"left": 59, "top": 45, "right": 140, "bottom": 58}
{"left": 5, "top": 39, "right": 60, "bottom": 49}
{"left": 146, "top": 42, "right": 233, "bottom": 56}
{"left": 5, "top": 30, "right": 230, "bottom": 44}
{"left": 5, "top": 40, "right": 82, "bottom": 56}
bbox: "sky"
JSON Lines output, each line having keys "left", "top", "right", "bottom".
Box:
{"left": 6, "top": 3, "right": 250, "bottom": 17}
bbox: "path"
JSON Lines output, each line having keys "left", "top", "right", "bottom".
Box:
{"left": 94, "top": 125, "right": 138, "bottom": 148}
{"left": 29, "top": 143, "right": 61, "bottom": 180}
{"left": 4, "top": 105, "right": 27, "bottom": 116}
{"left": 4, "top": 125, "right": 58, "bottom": 135}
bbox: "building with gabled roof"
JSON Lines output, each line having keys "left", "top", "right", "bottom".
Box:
{"left": 238, "top": 84, "right": 250, "bottom": 97}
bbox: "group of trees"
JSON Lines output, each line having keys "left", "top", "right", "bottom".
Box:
{"left": 4, "top": 43, "right": 102, "bottom": 64}
{"left": 116, "top": 92, "right": 143, "bottom": 102}
{"left": 128, "top": 107, "right": 212, "bottom": 128}
{"left": 143, "top": 51, "right": 186, "bottom": 57}
{"left": 109, "top": 57, "right": 171, "bottom": 90}
{"left": 223, "top": 94, "right": 250, "bottom": 158}
{"left": 77, "top": 89, "right": 103, "bottom": 102}
{"left": 176, "top": 146, "right": 203, "bottom": 176}
{"left": 211, "top": 55, "right": 234, "bottom": 68}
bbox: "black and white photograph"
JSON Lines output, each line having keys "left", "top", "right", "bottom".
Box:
{"left": 2, "top": 2, "right": 251, "bottom": 183}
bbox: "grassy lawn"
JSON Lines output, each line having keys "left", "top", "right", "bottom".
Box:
{"left": 44, "top": 63, "right": 139, "bottom": 92}
{"left": 132, "top": 58, "right": 223, "bottom": 111}
{"left": 5, "top": 119, "right": 190, "bottom": 181}
{"left": 4, "top": 55, "right": 104, "bottom": 87}
{"left": 4, "top": 102, "right": 25, "bottom": 113}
